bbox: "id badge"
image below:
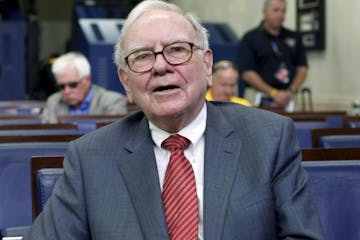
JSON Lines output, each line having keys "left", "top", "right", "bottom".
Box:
{"left": 274, "top": 62, "right": 289, "bottom": 84}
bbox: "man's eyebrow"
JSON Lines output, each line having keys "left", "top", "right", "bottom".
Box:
{"left": 127, "top": 46, "right": 153, "bottom": 54}
{"left": 127, "top": 39, "right": 192, "bottom": 54}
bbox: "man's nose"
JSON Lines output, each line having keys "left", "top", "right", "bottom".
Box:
{"left": 152, "top": 53, "right": 171, "bottom": 74}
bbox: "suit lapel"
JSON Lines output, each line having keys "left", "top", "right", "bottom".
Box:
{"left": 117, "top": 118, "right": 169, "bottom": 239}
{"left": 203, "top": 103, "right": 243, "bottom": 240}
{"left": 115, "top": 104, "right": 244, "bottom": 239}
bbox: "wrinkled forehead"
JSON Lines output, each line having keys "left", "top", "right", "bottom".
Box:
{"left": 216, "top": 68, "right": 238, "bottom": 78}
{"left": 124, "top": 10, "right": 197, "bottom": 52}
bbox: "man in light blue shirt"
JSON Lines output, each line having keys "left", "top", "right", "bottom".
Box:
{"left": 41, "top": 52, "right": 128, "bottom": 123}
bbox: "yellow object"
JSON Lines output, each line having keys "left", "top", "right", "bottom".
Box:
{"left": 206, "top": 89, "right": 252, "bottom": 107}
{"left": 270, "top": 88, "right": 278, "bottom": 99}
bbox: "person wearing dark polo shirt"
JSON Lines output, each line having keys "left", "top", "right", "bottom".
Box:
{"left": 238, "top": 0, "right": 308, "bottom": 112}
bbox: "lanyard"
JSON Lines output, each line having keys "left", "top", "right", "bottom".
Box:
{"left": 271, "top": 41, "right": 284, "bottom": 61}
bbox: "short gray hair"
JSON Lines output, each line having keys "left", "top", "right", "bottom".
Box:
{"left": 213, "top": 60, "right": 238, "bottom": 75}
{"left": 51, "top": 52, "right": 90, "bottom": 79}
{"left": 263, "top": 0, "right": 287, "bottom": 10}
{"left": 113, "top": 0, "right": 209, "bottom": 69}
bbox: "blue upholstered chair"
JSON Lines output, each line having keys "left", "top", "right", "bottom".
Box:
{"left": 303, "top": 161, "right": 360, "bottom": 240}
{"left": 0, "top": 156, "right": 64, "bottom": 239}
{"left": 311, "top": 127, "right": 360, "bottom": 148}
{"left": 319, "top": 135, "right": 360, "bottom": 148}
{"left": 294, "top": 121, "right": 330, "bottom": 149}
{"left": 58, "top": 114, "right": 124, "bottom": 133}
{"left": 0, "top": 129, "right": 80, "bottom": 136}
{"left": 0, "top": 225, "right": 30, "bottom": 239}
{"left": 0, "top": 143, "right": 68, "bottom": 229}
{"left": 0, "top": 115, "right": 41, "bottom": 125}
{"left": 0, "top": 169, "right": 63, "bottom": 239}
{"left": 284, "top": 111, "right": 346, "bottom": 128}
{"left": 36, "top": 168, "right": 64, "bottom": 214}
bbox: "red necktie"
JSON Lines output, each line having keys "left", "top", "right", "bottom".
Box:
{"left": 162, "top": 134, "right": 199, "bottom": 240}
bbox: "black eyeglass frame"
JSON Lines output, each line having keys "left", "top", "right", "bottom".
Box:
{"left": 124, "top": 41, "right": 202, "bottom": 73}
{"left": 57, "top": 77, "right": 85, "bottom": 90}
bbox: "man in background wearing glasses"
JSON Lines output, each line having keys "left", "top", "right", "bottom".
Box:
{"left": 41, "top": 51, "right": 128, "bottom": 123}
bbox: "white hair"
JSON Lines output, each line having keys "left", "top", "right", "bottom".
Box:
{"left": 51, "top": 52, "right": 91, "bottom": 78}
{"left": 113, "top": 0, "right": 209, "bottom": 69}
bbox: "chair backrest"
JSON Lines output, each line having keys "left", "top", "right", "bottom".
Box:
{"left": 343, "top": 116, "right": 360, "bottom": 128}
{"left": 96, "top": 121, "right": 113, "bottom": 129}
{"left": 0, "top": 100, "right": 45, "bottom": 117}
{"left": 58, "top": 114, "right": 124, "bottom": 133}
{"left": 0, "top": 225, "right": 30, "bottom": 239}
{"left": 31, "top": 156, "right": 64, "bottom": 219}
{"left": 0, "top": 123, "right": 77, "bottom": 130}
{"left": 0, "top": 115, "right": 41, "bottom": 125}
{"left": 282, "top": 111, "right": 347, "bottom": 128}
{"left": 319, "top": 135, "right": 360, "bottom": 148}
{"left": 0, "top": 123, "right": 80, "bottom": 137}
{"left": 303, "top": 161, "right": 360, "bottom": 240}
{"left": 302, "top": 147, "right": 360, "bottom": 161}
{"left": 36, "top": 169, "right": 64, "bottom": 217}
{"left": 294, "top": 121, "right": 330, "bottom": 149}
{"left": 0, "top": 134, "right": 81, "bottom": 143}
{"left": 311, "top": 127, "right": 360, "bottom": 147}
{"left": 0, "top": 143, "right": 68, "bottom": 229}
{"left": 0, "top": 129, "right": 80, "bottom": 136}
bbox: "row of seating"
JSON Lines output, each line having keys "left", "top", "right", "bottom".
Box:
{"left": 0, "top": 107, "right": 359, "bottom": 147}
{"left": 1, "top": 111, "right": 360, "bottom": 148}
{"left": 2, "top": 148, "right": 360, "bottom": 240}
{"left": 0, "top": 115, "right": 121, "bottom": 233}
{"left": 0, "top": 114, "right": 124, "bottom": 133}
{"left": 275, "top": 111, "right": 360, "bottom": 149}
{"left": 0, "top": 143, "right": 69, "bottom": 229}
{"left": 0, "top": 109, "right": 358, "bottom": 239}
{"left": 0, "top": 101, "right": 140, "bottom": 118}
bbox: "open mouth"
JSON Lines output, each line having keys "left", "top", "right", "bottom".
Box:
{"left": 154, "top": 85, "right": 179, "bottom": 92}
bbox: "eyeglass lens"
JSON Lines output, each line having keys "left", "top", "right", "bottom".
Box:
{"left": 126, "top": 42, "right": 195, "bottom": 73}
{"left": 57, "top": 81, "right": 80, "bottom": 90}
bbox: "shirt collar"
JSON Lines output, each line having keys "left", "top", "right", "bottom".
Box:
{"left": 259, "top": 21, "right": 286, "bottom": 38}
{"left": 69, "top": 85, "right": 94, "bottom": 113}
{"left": 81, "top": 85, "right": 94, "bottom": 110}
{"left": 149, "top": 103, "right": 207, "bottom": 148}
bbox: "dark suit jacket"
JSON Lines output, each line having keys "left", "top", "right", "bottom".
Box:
{"left": 24, "top": 102, "right": 324, "bottom": 239}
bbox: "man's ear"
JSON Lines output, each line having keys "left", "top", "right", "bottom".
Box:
{"left": 203, "top": 49, "right": 213, "bottom": 76}
{"left": 118, "top": 69, "right": 133, "bottom": 102}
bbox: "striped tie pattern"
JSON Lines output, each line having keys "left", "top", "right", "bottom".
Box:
{"left": 162, "top": 134, "right": 198, "bottom": 240}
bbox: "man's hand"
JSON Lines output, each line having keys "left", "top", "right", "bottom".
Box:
{"left": 272, "top": 90, "right": 292, "bottom": 107}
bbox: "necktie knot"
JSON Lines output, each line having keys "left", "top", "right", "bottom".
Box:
{"left": 162, "top": 134, "right": 190, "bottom": 152}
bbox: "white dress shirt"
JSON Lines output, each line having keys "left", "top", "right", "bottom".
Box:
{"left": 149, "top": 103, "right": 207, "bottom": 240}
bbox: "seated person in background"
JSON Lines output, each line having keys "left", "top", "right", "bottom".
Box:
{"left": 206, "top": 60, "right": 251, "bottom": 106}
{"left": 41, "top": 52, "right": 128, "bottom": 123}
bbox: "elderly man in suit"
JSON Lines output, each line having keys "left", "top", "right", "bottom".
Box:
{"left": 24, "top": 0, "right": 324, "bottom": 239}
{"left": 41, "top": 51, "right": 128, "bottom": 123}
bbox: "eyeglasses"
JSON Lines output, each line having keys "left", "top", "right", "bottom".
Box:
{"left": 57, "top": 78, "right": 85, "bottom": 90}
{"left": 125, "top": 41, "right": 202, "bottom": 73}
